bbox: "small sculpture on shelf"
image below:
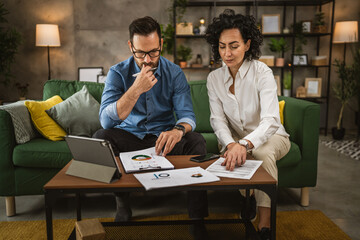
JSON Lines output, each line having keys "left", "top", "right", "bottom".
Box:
{"left": 15, "top": 82, "right": 29, "bottom": 100}
{"left": 296, "top": 86, "right": 307, "bottom": 98}
{"left": 191, "top": 54, "right": 203, "bottom": 68}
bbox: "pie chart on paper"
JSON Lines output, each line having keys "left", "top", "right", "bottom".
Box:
{"left": 131, "top": 155, "right": 152, "bottom": 161}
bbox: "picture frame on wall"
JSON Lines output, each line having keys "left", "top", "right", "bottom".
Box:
{"left": 78, "top": 67, "right": 103, "bottom": 82}
{"left": 262, "top": 14, "right": 281, "bottom": 34}
{"left": 302, "top": 21, "right": 312, "bottom": 33}
{"left": 292, "top": 54, "right": 308, "bottom": 66}
{"left": 274, "top": 75, "right": 281, "bottom": 96}
{"left": 97, "top": 74, "right": 107, "bottom": 83}
{"left": 305, "top": 78, "right": 322, "bottom": 97}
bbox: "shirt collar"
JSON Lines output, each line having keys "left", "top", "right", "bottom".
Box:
{"left": 239, "top": 59, "right": 251, "bottom": 79}
{"left": 132, "top": 56, "right": 162, "bottom": 78}
{"left": 223, "top": 59, "right": 251, "bottom": 82}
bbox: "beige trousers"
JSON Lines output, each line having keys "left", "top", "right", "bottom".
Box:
{"left": 241, "top": 134, "right": 291, "bottom": 208}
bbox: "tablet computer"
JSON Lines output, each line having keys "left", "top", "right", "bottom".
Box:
{"left": 65, "top": 135, "right": 121, "bottom": 183}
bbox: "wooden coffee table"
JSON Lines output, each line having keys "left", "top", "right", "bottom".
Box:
{"left": 44, "top": 155, "right": 277, "bottom": 240}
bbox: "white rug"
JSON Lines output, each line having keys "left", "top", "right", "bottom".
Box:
{"left": 321, "top": 139, "right": 360, "bottom": 161}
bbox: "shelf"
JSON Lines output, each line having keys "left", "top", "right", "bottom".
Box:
{"left": 176, "top": 33, "right": 331, "bottom": 39}
{"left": 176, "top": 35, "right": 206, "bottom": 38}
{"left": 270, "top": 65, "right": 330, "bottom": 68}
{"left": 185, "top": 1, "right": 332, "bottom": 7}
{"left": 263, "top": 33, "right": 331, "bottom": 38}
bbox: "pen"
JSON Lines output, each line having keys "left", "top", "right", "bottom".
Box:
{"left": 132, "top": 67, "right": 157, "bottom": 77}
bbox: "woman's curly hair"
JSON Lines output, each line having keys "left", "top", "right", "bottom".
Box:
{"left": 205, "top": 9, "right": 263, "bottom": 62}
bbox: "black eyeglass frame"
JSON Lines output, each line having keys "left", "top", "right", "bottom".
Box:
{"left": 130, "top": 41, "right": 162, "bottom": 59}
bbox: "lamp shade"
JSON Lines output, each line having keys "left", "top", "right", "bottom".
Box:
{"left": 36, "top": 24, "right": 61, "bottom": 47}
{"left": 333, "top": 21, "right": 358, "bottom": 43}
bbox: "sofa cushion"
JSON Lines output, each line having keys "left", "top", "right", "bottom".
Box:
{"left": 25, "top": 96, "right": 66, "bottom": 141}
{"left": 0, "top": 101, "right": 39, "bottom": 144}
{"left": 46, "top": 85, "right": 102, "bottom": 137}
{"left": 43, "top": 80, "right": 104, "bottom": 103}
{"left": 13, "top": 138, "right": 72, "bottom": 168}
{"left": 277, "top": 141, "right": 301, "bottom": 168}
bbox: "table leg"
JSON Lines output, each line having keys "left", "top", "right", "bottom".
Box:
{"left": 76, "top": 192, "right": 81, "bottom": 221}
{"left": 245, "top": 188, "right": 250, "bottom": 239}
{"left": 44, "top": 192, "right": 53, "bottom": 240}
{"left": 270, "top": 185, "right": 277, "bottom": 240}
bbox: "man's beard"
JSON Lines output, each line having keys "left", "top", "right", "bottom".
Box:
{"left": 134, "top": 57, "right": 159, "bottom": 69}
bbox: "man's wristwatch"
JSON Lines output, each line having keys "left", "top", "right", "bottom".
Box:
{"left": 239, "top": 139, "right": 250, "bottom": 151}
{"left": 173, "top": 124, "right": 185, "bottom": 137}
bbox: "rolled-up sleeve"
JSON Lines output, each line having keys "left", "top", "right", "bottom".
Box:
{"left": 99, "top": 68, "right": 124, "bottom": 129}
{"left": 244, "top": 69, "right": 280, "bottom": 149}
{"left": 172, "top": 70, "right": 196, "bottom": 131}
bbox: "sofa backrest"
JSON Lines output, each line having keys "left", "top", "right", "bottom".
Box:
{"left": 188, "top": 80, "right": 213, "bottom": 133}
{"left": 43, "top": 80, "right": 104, "bottom": 103}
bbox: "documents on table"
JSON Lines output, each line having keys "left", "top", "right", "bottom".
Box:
{"left": 134, "top": 167, "right": 220, "bottom": 191}
{"left": 119, "top": 147, "right": 174, "bottom": 173}
{"left": 206, "top": 157, "right": 263, "bottom": 180}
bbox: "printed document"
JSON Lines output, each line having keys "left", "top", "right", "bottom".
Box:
{"left": 134, "top": 167, "right": 220, "bottom": 190}
{"left": 119, "top": 147, "right": 174, "bottom": 173}
{"left": 206, "top": 157, "right": 262, "bottom": 179}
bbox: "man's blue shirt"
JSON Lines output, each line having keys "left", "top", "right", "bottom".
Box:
{"left": 99, "top": 56, "right": 196, "bottom": 139}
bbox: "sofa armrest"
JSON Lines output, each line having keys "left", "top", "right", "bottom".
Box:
{"left": 278, "top": 96, "right": 320, "bottom": 164}
{"left": 0, "top": 110, "right": 16, "bottom": 196}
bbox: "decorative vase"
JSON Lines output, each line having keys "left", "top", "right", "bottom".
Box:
{"left": 332, "top": 127, "right": 345, "bottom": 140}
{"left": 313, "top": 25, "right": 327, "bottom": 33}
{"left": 283, "top": 89, "right": 291, "bottom": 97}
{"left": 179, "top": 61, "right": 187, "bottom": 68}
{"left": 275, "top": 58, "right": 285, "bottom": 67}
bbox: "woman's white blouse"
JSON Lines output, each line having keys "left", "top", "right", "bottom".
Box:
{"left": 206, "top": 59, "right": 289, "bottom": 151}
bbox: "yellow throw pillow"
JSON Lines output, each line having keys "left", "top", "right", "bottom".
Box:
{"left": 279, "top": 100, "right": 285, "bottom": 125}
{"left": 25, "top": 96, "right": 66, "bottom": 141}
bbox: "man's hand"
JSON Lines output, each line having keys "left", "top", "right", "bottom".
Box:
{"left": 222, "top": 143, "right": 247, "bottom": 171}
{"left": 131, "top": 65, "right": 158, "bottom": 96}
{"left": 155, "top": 129, "right": 183, "bottom": 156}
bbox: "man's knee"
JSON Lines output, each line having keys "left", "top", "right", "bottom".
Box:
{"left": 185, "top": 132, "right": 206, "bottom": 155}
{"left": 93, "top": 128, "right": 109, "bottom": 139}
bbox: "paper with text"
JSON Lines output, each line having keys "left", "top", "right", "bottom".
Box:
{"left": 134, "top": 167, "right": 220, "bottom": 190}
{"left": 119, "top": 147, "right": 174, "bottom": 173}
{"left": 206, "top": 157, "right": 263, "bottom": 179}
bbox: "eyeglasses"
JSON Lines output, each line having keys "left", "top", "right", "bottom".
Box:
{"left": 131, "top": 42, "right": 161, "bottom": 59}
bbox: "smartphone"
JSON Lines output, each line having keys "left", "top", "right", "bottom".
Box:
{"left": 190, "top": 153, "right": 219, "bottom": 163}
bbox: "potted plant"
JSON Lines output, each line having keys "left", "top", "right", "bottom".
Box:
{"left": 332, "top": 59, "right": 357, "bottom": 140}
{"left": 161, "top": 0, "right": 188, "bottom": 56}
{"left": 313, "top": 12, "right": 326, "bottom": 33}
{"left": 177, "top": 44, "right": 192, "bottom": 68}
{"left": 291, "top": 21, "right": 307, "bottom": 54}
{"left": 0, "top": 3, "right": 22, "bottom": 101}
{"left": 15, "top": 82, "right": 29, "bottom": 100}
{"left": 283, "top": 71, "right": 292, "bottom": 97}
{"left": 268, "top": 37, "right": 290, "bottom": 66}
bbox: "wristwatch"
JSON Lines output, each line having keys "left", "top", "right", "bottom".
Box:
{"left": 173, "top": 124, "right": 185, "bottom": 137}
{"left": 239, "top": 139, "right": 250, "bottom": 151}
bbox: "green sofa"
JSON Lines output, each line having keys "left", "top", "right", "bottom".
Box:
{"left": 0, "top": 79, "right": 320, "bottom": 216}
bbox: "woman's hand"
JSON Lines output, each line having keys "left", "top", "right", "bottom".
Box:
{"left": 222, "top": 142, "right": 247, "bottom": 171}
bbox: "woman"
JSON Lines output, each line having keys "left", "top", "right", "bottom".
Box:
{"left": 205, "top": 9, "right": 290, "bottom": 240}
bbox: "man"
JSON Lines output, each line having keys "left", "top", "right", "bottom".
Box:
{"left": 93, "top": 16, "right": 208, "bottom": 237}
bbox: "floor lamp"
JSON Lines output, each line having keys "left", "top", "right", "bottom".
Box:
{"left": 333, "top": 21, "right": 358, "bottom": 64}
{"left": 36, "top": 24, "right": 61, "bottom": 80}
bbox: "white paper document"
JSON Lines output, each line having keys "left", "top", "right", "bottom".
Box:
{"left": 134, "top": 167, "right": 220, "bottom": 191}
{"left": 206, "top": 157, "right": 263, "bottom": 180}
{"left": 119, "top": 147, "right": 174, "bottom": 173}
